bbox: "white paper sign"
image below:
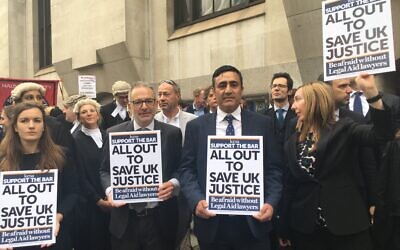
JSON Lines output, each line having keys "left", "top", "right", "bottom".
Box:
{"left": 206, "top": 136, "right": 264, "bottom": 215}
{"left": 78, "top": 75, "right": 96, "bottom": 98}
{"left": 0, "top": 170, "right": 58, "bottom": 248}
{"left": 322, "top": 0, "right": 395, "bottom": 81}
{"left": 109, "top": 131, "right": 162, "bottom": 203}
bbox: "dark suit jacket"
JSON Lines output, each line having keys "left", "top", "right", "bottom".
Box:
{"left": 365, "top": 92, "right": 400, "bottom": 130}
{"left": 100, "top": 100, "right": 130, "bottom": 130}
{"left": 185, "top": 104, "right": 209, "bottom": 115}
{"left": 179, "top": 110, "right": 283, "bottom": 243}
{"left": 281, "top": 107, "right": 392, "bottom": 237}
{"left": 339, "top": 108, "right": 379, "bottom": 207}
{"left": 99, "top": 119, "right": 182, "bottom": 247}
{"left": 262, "top": 107, "right": 296, "bottom": 143}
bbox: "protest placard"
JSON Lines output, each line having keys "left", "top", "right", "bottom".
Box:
{"left": 78, "top": 75, "right": 96, "bottom": 98}
{"left": 0, "top": 170, "right": 58, "bottom": 248}
{"left": 322, "top": 0, "right": 395, "bottom": 81}
{"left": 109, "top": 131, "right": 162, "bottom": 203}
{"left": 206, "top": 136, "right": 263, "bottom": 215}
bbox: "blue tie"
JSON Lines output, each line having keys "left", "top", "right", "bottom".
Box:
{"left": 276, "top": 109, "right": 285, "bottom": 128}
{"left": 225, "top": 115, "right": 235, "bottom": 136}
{"left": 353, "top": 92, "right": 363, "bottom": 115}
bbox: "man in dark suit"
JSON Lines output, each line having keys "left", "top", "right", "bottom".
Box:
{"left": 100, "top": 80, "right": 132, "bottom": 130}
{"left": 261, "top": 72, "right": 296, "bottom": 145}
{"left": 185, "top": 88, "right": 209, "bottom": 116}
{"left": 260, "top": 72, "right": 296, "bottom": 250}
{"left": 180, "top": 65, "right": 283, "bottom": 250}
{"left": 349, "top": 79, "right": 400, "bottom": 130}
{"left": 100, "top": 82, "right": 182, "bottom": 250}
{"left": 327, "top": 77, "right": 379, "bottom": 211}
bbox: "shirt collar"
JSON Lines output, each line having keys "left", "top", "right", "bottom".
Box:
{"left": 161, "top": 109, "right": 180, "bottom": 123}
{"left": 115, "top": 101, "right": 126, "bottom": 110}
{"left": 273, "top": 102, "right": 290, "bottom": 111}
{"left": 216, "top": 106, "right": 241, "bottom": 123}
{"left": 335, "top": 109, "right": 340, "bottom": 121}
{"left": 350, "top": 90, "right": 364, "bottom": 97}
{"left": 133, "top": 119, "right": 154, "bottom": 130}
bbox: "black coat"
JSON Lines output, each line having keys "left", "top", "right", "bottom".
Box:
{"left": 100, "top": 101, "right": 130, "bottom": 130}
{"left": 280, "top": 107, "right": 392, "bottom": 237}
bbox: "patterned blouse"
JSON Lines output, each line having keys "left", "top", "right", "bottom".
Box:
{"left": 297, "top": 133, "right": 327, "bottom": 228}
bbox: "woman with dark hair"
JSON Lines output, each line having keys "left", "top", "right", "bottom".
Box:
{"left": 72, "top": 98, "right": 112, "bottom": 250}
{"left": 279, "top": 74, "right": 392, "bottom": 250}
{"left": 0, "top": 102, "right": 79, "bottom": 250}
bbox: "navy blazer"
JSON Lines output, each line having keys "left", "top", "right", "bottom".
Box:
{"left": 99, "top": 119, "right": 182, "bottom": 247}
{"left": 179, "top": 109, "right": 283, "bottom": 243}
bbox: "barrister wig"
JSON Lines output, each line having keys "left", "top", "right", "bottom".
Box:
{"left": 112, "top": 81, "right": 131, "bottom": 96}
{"left": 73, "top": 98, "right": 102, "bottom": 125}
{"left": 11, "top": 82, "right": 46, "bottom": 102}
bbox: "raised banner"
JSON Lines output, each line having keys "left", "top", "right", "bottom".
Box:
{"left": 322, "top": 0, "right": 395, "bottom": 81}
{"left": 206, "top": 136, "right": 263, "bottom": 215}
{"left": 109, "top": 131, "right": 162, "bottom": 203}
{"left": 0, "top": 170, "right": 58, "bottom": 248}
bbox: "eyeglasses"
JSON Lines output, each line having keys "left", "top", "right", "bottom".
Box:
{"left": 130, "top": 98, "right": 156, "bottom": 107}
{"left": 271, "top": 84, "right": 288, "bottom": 89}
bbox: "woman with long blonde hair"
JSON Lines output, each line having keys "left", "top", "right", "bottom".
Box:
{"left": 279, "top": 74, "right": 392, "bottom": 250}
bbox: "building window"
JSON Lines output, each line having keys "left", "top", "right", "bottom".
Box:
{"left": 38, "top": 0, "right": 52, "bottom": 68}
{"left": 174, "top": 0, "right": 264, "bottom": 28}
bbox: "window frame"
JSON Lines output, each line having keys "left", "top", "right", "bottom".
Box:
{"left": 174, "top": 0, "right": 265, "bottom": 29}
{"left": 38, "top": 0, "right": 52, "bottom": 69}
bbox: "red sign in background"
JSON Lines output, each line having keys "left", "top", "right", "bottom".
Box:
{"left": 0, "top": 78, "right": 59, "bottom": 109}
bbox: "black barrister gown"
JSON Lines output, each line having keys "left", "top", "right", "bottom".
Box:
{"left": 73, "top": 129, "right": 111, "bottom": 250}
{"left": 15, "top": 150, "right": 79, "bottom": 250}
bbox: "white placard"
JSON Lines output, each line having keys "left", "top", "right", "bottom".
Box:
{"left": 109, "top": 131, "right": 162, "bottom": 203}
{"left": 78, "top": 75, "right": 96, "bottom": 98}
{"left": 322, "top": 0, "right": 395, "bottom": 81}
{"left": 0, "top": 170, "right": 58, "bottom": 248}
{"left": 206, "top": 136, "right": 264, "bottom": 215}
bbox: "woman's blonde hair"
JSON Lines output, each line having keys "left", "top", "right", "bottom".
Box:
{"left": 296, "top": 82, "right": 336, "bottom": 145}
{"left": 0, "top": 103, "right": 65, "bottom": 171}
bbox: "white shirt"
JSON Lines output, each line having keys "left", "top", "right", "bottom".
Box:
{"left": 273, "top": 103, "right": 290, "bottom": 119}
{"left": 70, "top": 120, "right": 80, "bottom": 134}
{"left": 81, "top": 126, "right": 103, "bottom": 148}
{"left": 216, "top": 106, "right": 242, "bottom": 136}
{"left": 111, "top": 101, "right": 127, "bottom": 120}
{"left": 349, "top": 91, "right": 369, "bottom": 116}
{"left": 159, "top": 110, "right": 180, "bottom": 128}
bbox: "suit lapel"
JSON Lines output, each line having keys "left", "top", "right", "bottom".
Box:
{"left": 241, "top": 110, "right": 251, "bottom": 136}
{"left": 207, "top": 113, "right": 217, "bottom": 135}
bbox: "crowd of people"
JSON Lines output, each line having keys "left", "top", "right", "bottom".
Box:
{"left": 0, "top": 65, "right": 399, "bottom": 250}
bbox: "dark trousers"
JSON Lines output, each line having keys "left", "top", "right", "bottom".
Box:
{"left": 372, "top": 215, "right": 400, "bottom": 250}
{"left": 111, "top": 209, "right": 173, "bottom": 250}
{"left": 292, "top": 227, "right": 372, "bottom": 250}
{"left": 74, "top": 200, "right": 111, "bottom": 250}
{"left": 199, "top": 215, "right": 270, "bottom": 250}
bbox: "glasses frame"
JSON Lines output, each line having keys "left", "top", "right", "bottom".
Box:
{"left": 129, "top": 98, "right": 156, "bottom": 107}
